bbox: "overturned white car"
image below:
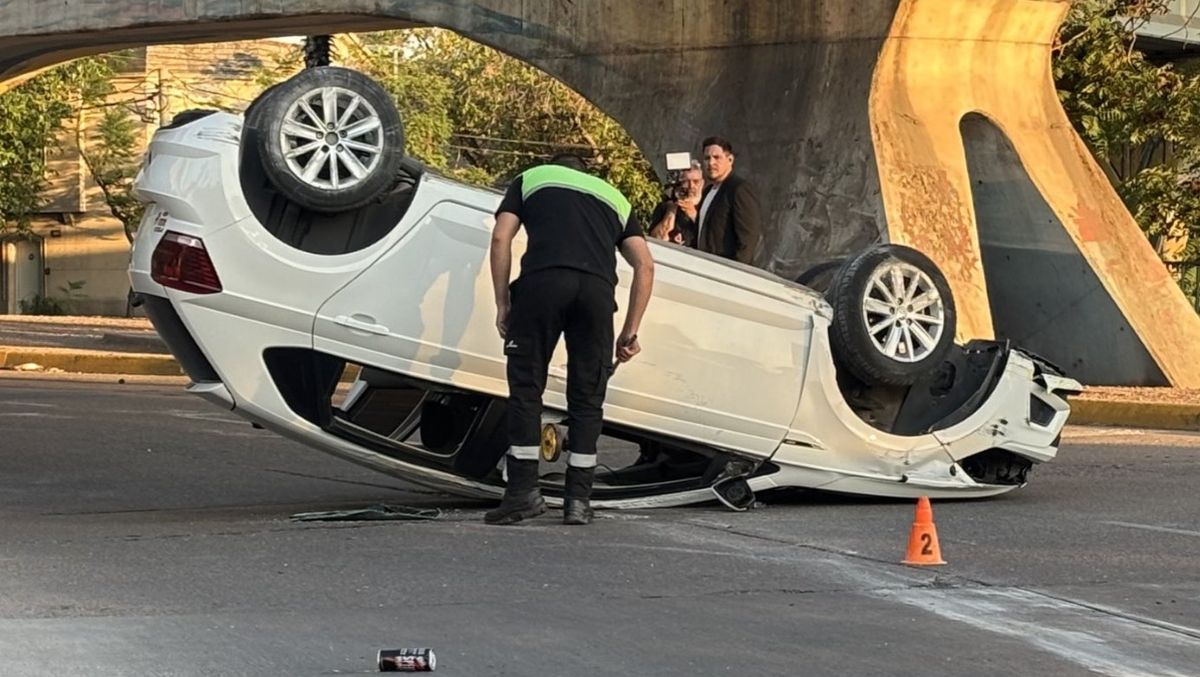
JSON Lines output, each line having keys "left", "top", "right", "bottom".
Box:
{"left": 128, "top": 66, "right": 1081, "bottom": 509}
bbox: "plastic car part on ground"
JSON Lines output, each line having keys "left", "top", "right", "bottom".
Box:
{"left": 290, "top": 504, "right": 442, "bottom": 522}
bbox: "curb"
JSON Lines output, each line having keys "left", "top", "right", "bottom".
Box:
{"left": 0, "top": 346, "right": 182, "bottom": 377}
{"left": 1069, "top": 398, "right": 1200, "bottom": 432}
{"left": 0, "top": 371, "right": 190, "bottom": 386}
{"left": 0, "top": 314, "right": 152, "bottom": 329}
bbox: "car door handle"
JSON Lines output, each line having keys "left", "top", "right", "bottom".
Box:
{"left": 334, "top": 314, "right": 390, "bottom": 336}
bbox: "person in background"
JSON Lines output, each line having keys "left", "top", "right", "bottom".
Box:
{"left": 648, "top": 160, "right": 704, "bottom": 248}
{"left": 695, "top": 136, "right": 763, "bottom": 265}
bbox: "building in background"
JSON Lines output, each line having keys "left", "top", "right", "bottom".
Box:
{"left": 1, "top": 39, "right": 295, "bottom": 316}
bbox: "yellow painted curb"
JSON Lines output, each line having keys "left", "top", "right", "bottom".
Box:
{"left": 0, "top": 346, "right": 360, "bottom": 381}
{"left": 1069, "top": 399, "right": 1200, "bottom": 431}
{"left": 0, "top": 346, "right": 182, "bottom": 377}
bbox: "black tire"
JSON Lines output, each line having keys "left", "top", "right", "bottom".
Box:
{"left": 793, "top": 258, "right": 846, "bottom": 294}
{"left": 241, "top": 82, "right": 280, "bottom": 137}
{"left": 251, "top": 67, "right": 405, "bottom": 213}
{"left": 827, "top": 244, "right": 957, "bottom": 386}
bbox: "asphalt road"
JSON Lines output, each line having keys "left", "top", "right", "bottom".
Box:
{"left": 0, "top": 318, "right": 166, "bottom": 353}
{"left": 1, "top": 378, "right": 1198, "bottom": 677}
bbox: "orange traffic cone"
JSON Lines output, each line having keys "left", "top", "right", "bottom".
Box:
{"left": 902, "top": 496, "right": 946, "bottom": 566}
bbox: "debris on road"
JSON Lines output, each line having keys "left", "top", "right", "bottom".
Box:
{"left": 290, "top": 504, "right": 442, "bottom": 522}
{"left": 378, "top": 648, "right": 436, "bottom": 672}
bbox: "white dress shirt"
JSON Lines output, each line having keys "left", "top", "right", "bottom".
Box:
{"left": 697, "top": 184, "right": 721, "bottom": 242}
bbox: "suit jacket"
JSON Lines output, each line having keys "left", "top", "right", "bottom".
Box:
{"left": 696, "top": 173, "right": 763, "bottom": 265}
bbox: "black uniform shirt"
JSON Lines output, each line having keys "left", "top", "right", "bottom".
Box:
{"left": 496, "top": 165, "right": 643, "bottom": 286}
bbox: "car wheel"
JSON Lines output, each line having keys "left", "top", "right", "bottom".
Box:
{"left": 540, "top": 423, "right": 565, "bottom": 463}
{"left": 793, "top": 258, "right": 846, "bottom": 294}
{"left": 827, "top": 244, "right": 957, "bottom": 386}
{"left": 240, "top": 82, "right": 282, "bottom": 153}
{"left": 252, "top": 66, "right": 406, "bottom": 213}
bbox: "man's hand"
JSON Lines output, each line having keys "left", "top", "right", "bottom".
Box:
{"left": 616, "top": 332, "right": 641, "bottom": 363}
{"left": 495, "top": 302, "right": 510, "bottom": 339}
{"left": 675, "top": 199, "right": 697, "bottom": 220}
{"left": 650, "top": 209, "right": 675, "bottom": 241}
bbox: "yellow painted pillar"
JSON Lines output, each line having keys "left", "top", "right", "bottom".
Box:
{"left": 871, "top": 0, "right": 1200, "bottom": 386}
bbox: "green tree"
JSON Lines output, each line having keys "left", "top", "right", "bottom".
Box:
{"left": 341, "top": 34, "right": 457, "bottom": 174}
{"left": 1054, "top": 0, "right": 1200, "bottom": 263}
{"left": 74, "top": 50, "right": 161, "bottom": 245}
{"left": 397, "top": 29, "right": 660, "bottom": 217}
{"left": 253, "top": 36, "right": 460, "bottom": 178}
{"left": 254, "top": 31, "right": 661, "bottom": 219}
{"left": 77, "top": 105, "right": 145, "bottom": 244}
{"left": 0, "top": 58, "right": 111, "bottom": 232}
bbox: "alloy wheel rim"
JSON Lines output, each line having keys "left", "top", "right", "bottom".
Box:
{"left": 860, "top": 261, "right": 945, "bottom": 363}
{"left": 278, "top": 86, "right": 384, "bottom": 190}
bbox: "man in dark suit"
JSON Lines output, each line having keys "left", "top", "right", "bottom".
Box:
{"left": 695, "top": 136, "right": 763, "bottom": 265}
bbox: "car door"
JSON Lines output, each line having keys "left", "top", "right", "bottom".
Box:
{"left": 601, "top": 242, "right": 813, "bottom": 456}
{"left": 313, "top": 194, "right": 811, "bottom": 457}
{"left": 313, "top": 194, "right": 519, "bottom": 402}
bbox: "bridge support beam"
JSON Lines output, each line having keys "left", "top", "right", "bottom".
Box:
{"left": 871, "top": 0, "right": 1200, "bottom": 385}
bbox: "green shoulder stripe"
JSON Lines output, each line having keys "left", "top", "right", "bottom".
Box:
{"left": 520, "top": 165, "right": 631, "bottom": 222}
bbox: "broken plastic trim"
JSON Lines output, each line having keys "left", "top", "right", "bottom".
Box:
{"left": 711, "top": 476, "right": 756, "bottom": 511}
{"left": 710, "top": 457, "right": 761, "bottom": 511}
{"left": 290, "top": 504, "right": 442, "bottom": 521}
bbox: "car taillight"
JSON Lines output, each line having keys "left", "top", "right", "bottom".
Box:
{"left": 151, "top": 231, "right": 223, "bottom": 294}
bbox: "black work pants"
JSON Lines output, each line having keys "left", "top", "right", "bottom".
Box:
{"left": 504, "top": 268, "right": 616, "bottom": 457}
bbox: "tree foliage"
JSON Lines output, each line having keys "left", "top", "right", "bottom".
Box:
{"left": 0, "top": 59, "right": 111, "bottom": 232}
{"left": 341, "top": 33, "right": 458, "bottom": 177}
{"left": 257, "top": 30, "right": 661, "bottom": 219}
{"left": 0, "top": 50, "right": 152, "bottom": 244}
{"left": 393, "top": 30, "right": 660, "bottom": 217}
{"left": 1054, "top": 0, "right": 1200, "bottom": 261}
{"left": 77, "top": 105, "right": 145, "bottom": 244}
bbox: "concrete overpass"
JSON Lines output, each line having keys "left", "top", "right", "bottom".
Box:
{"left": 3, "top": 0, "right": 1199, "bottom": 386}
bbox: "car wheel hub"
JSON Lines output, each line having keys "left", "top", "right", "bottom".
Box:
{"left": 861, "top": 261, "right": 945, "bottom": 363}
{"left": 278, "top": 86, "right": 384, "bottom": 191}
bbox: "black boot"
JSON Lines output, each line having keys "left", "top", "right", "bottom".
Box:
{"left": 563, "top": 466, "right": 595, "bottom": 525}
{"left": 485, "top": 458, "right": 547, "bottom": 525}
